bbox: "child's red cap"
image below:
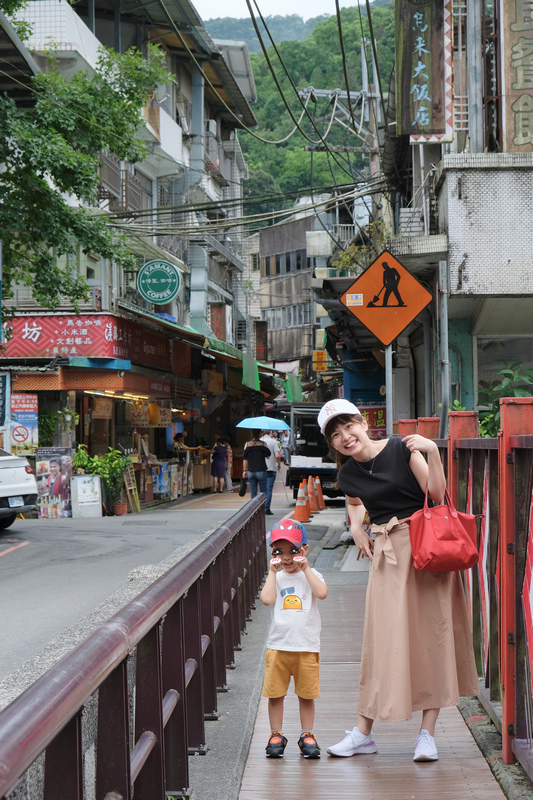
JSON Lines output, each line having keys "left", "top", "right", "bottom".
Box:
{"left": 269, "top": 519, "right": 307, "bottom": 547}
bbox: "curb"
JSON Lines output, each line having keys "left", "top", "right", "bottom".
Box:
{"left": 458, "top": 697, "right": 533, "bottom": 799}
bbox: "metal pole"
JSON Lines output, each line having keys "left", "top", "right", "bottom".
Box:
{"left": 385, "top": 344, "right": 393, "bottom": 436}
{"left": 438, "top": 260, "right": 450, "bottom": 438}
{"left": 423, "top": 311, "right": 432, "bottom": 416}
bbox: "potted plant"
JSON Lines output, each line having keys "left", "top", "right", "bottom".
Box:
{"left": 87, "top": 448, "right": 132, "bottom": 515}
{"left": 72, "top": 443, "right": 89, "bottom": 473}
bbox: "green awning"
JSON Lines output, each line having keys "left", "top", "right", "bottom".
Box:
{"left": 284, "top": 373, "right": 303, "bottom": 403}
{"left": 242, "top": 353, "right": 260, "bottom": 390}
{"left": 203, "top": 336, "right": 243, "bottom": 360}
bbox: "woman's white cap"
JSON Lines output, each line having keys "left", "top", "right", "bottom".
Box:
{"left": 317, "top": 399, "right": 360, "bottom": 434}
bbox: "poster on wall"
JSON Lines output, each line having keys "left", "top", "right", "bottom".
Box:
{"left": 35, "top": 447, "right": 73, "bottom": 518}
{"left": 0, "top": 373, "right": 9, "bottom": 450}
{"left": 131, "top": 398, "right": 172, "bottom": 428}
{"left": 10, "top": 394, "right": 38, "bottom": 454}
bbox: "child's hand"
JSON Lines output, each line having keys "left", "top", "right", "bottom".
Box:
{"left": 270, "top": 557, "right": 282, "bottom": 571}
{"left": 293, "top": 555, "right": 308, "bottom": 571}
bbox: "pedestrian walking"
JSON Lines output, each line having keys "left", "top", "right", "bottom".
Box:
{"left": 260, "top": 430, "right": 281, "bottom": 515}
{"left": 260, "top": 519, "right": 328, "bottom": 758}
{"left": 242, "top": 430, "right": 270, "bottom": 503}
{"left": 317, "top": 399, "right": 478, "bottom": 762}
{"left": 209, "top": 438, "right": 227, "bottom": 493}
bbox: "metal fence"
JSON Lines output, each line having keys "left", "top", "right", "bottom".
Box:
{"left": 399, "top": 401, "right": 533, "bottom": 779}
{"left": 0, "top": 496, "right": 267, "bottom": 800}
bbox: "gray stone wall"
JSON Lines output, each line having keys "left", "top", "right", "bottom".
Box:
{"left": 435, "top": 153, "right": 533, "bottom": 295}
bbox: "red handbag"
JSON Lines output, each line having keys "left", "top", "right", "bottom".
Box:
{"left": 408, "top": 488, "right": 479, "bottom": 572}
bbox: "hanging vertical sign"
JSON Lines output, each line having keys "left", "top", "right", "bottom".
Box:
{"left": 503, "top": 1, "right": 533, "bottom": 151}
{"left": 396, "top": 0, "right": 454, "bottom": 143}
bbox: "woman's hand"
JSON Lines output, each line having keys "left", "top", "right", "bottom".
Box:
{"left": 352, "top": 526, "right": 374, "bottom": 559}
{"left": 402, "top": 434, "right": 437, "bottom": 455}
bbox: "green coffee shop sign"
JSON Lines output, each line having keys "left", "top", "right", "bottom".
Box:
{"left": 137, "top": 260, "right": 181, "bottom": 304}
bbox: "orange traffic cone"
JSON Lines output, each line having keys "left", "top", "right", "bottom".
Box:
{"left": 307, "top": 475, "right": 319, "bottom": 514}
{"left": 293, "top": 482, "right": 310, "bottom": 523}
{"left": 315, "top": 476, "right": 326, "bottom": 510}
{"left": 302, "top": 480, "right": 312, "bottom": 517}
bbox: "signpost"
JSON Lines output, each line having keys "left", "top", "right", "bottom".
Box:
{"left": 340, "top": 250, "right": 433, "bottom": 434}
{"left": 137, "top": 260, "right": 181, "bottom": 305}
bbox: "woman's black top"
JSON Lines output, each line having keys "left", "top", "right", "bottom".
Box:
{"left": 243, "top": 442, "right": 269, "bottom": 472}
{"left": 337, "top": 437, "right": 427, "bottom": 524}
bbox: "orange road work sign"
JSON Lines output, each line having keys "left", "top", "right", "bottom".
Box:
{"left": 340, "top": 250, "right": 433, "bottom": 346}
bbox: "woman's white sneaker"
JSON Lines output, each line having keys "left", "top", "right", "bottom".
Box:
{"left": 327, "top": 728, "right": 378, "bottom": 757}
{"left": 413, "top": 730, "right": 438, "bottom": 761}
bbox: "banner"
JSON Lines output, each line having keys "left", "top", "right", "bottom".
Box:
{"left": 396, "top": 0, "right": 453, "bottom": 143}
{"left": 35, "top": 447, "right": 73, "bottom": 518}
{"left": 10, "top": 393, "right": 38, "bottom": 454}
{"left": 503, "top": 0, "right": 533, "bottom": 151}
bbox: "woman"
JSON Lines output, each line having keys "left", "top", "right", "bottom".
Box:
{"left": 318, "top": 399, "right": 478, "bottom": 762}
{"left": 210, "top": 438, "right": 227, "bottom": 493}
{"left": 242, "top": 429, "right": 270, "bottom": 501}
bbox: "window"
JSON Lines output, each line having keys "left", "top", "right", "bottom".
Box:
{"left": 275, "top": 254, "right": 281, "bottom": 275}
{"left": 296, "top": 250, "right": 303, "bottom": 270}
{"left": 252, "top": 253, "right": 260, "bottom": 272}
{"left": 265, "top": 256, "right": 271, "bottom": 277}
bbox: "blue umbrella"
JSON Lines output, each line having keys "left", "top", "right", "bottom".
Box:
{"left": 236, "top": 415, "right": 290, "bottom": 431}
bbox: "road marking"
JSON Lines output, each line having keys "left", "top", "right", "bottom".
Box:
{"left": 0, "top": 541, "right": 29, "bottom": 557}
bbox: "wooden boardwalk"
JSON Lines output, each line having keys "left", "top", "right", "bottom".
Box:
{"left": 239, "top": 583, "right": 505, "bottom": 800}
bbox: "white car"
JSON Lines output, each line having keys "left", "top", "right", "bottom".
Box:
{"left": 0, "top": 449, "right": 38, "bottom": 529}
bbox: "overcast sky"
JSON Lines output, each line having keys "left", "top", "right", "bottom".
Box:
{"left": 194, "top": 0, "right": 359, "bottom": 22}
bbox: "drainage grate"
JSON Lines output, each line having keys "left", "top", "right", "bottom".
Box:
{"left": 122, "top": 520, "right": 168, "bottom": 526}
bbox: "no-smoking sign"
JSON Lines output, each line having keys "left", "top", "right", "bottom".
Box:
{"left": 12, "top": 426, "right": 29, "bottom": 443}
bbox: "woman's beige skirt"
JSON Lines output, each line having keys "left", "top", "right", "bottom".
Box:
{"left": 357, "top": 519, "right": 479, "bottom": 722}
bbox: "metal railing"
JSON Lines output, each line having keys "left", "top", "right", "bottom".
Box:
{"left": 0, "top": 496, "right": 267, "bottom": 800}
{"left": 398, "top": 403, "right": 533, "bottom": 777}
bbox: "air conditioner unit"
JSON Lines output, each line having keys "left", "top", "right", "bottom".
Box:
{"left": 205, "top": 119, "right": 217, "bottom": 136}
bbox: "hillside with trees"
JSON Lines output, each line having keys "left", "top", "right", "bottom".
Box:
{"left": 221, "top": 3, "right": 395, "bottom": 221}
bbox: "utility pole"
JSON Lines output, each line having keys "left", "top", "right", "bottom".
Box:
{"left": 362, "top": 37, "right": 382, "bottom": 220}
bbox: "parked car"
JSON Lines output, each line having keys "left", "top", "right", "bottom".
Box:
{"left": 0, "top": 449, "right": 38, "bottom": 529}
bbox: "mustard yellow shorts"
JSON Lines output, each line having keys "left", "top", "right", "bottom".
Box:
{"left": 261, "top": 649, "right": 320, "bottom": 699}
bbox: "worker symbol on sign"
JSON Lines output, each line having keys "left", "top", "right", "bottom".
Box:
{"left": 368, "top": 261, "right": 405, "bottom": 308}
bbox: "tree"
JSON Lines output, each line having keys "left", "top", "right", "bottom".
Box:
{"left": 0, "top": 37, "right": 170, "bottom": 313}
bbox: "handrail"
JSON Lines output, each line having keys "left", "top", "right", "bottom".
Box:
{"left": 0, "top": 495, "right": 267, "bottom": 799}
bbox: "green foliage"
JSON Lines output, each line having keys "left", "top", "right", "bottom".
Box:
{"left": 478, "top": 361, "right": 533, "bottom": 437}
{"left": 72, "top": 443, "right": 89, "bottom": 472}
{"left": 38, "top": 410, "right": 58, "bottom": 447}
{"left": 0, "top": 44, "right": 170, "bottom": 313}
{"left": 57, "top": 407, "right": 80, "bottom": 432}
{"left": 238, "top": 3, "right": 395, "bottom": 208}
{"left": 332, "top": 219, "right": 390, "bottom": 275}
{"left": 202, "top": 14, "right": 328, "bottom": 53}
{"left": 86, "top": 447, "right": 132, "bottom": 506}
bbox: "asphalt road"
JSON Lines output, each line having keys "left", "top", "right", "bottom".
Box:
{"left": 0, "top": 498, "right": 248, "bottom": 682}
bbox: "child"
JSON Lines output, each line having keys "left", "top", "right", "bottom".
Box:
{"left": 260, "top": 519, "right": 328, "bottom": 758}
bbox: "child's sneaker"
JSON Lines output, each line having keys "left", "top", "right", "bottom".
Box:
{"left": 413, "top": 730, "right": 438, "bottom": 761}
{"left": 265, "top": 731, "right": 288, "bottom": 758}
{"left": 327, "top": 728, "right": 378, "bottom": 757}
{"left": 298, "top": 732, "right": 321, "bottom": 758}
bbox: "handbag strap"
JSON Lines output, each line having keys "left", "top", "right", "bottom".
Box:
{"left": 423, "top": 486, "right": 458, "bottom": 519}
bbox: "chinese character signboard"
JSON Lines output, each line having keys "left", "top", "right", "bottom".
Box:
{"left": 396, "top": 0, "right": 453, "bottom": 143}
{"left": 10, "top": 393, "right": 38, "bottom": 454}
{"left": 340, "top": 250, "right": 432, "bottom": 346}
{"left": 359, "top": 406, "right": 387, "bottom": 438}
{"left": 313, "top": 350, "right": 328, "bottom": 372}
{"left": 1, "top": 314, "right": 171, "bottom": 371}
{"left": 503, "top": 1, "right": 533, "bottom": 151}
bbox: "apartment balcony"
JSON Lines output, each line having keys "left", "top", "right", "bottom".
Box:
{"left": 15, "top": 0, "right": 101, "bottom": 76}
{"left": 204, "top": 136, "right": 232, "bottom": 186}
{"left": 139, "top": 105, "right": 185, "bottom": 177}
{"left": 5, "top": 285, "right": 102, "bottom": 312}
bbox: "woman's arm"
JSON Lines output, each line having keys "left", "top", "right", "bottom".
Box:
{"left": 403, "top": 434, "right": 446, "bottom": 502}
{"left": 346, "top": 496, "right": 374, "bottom": 559}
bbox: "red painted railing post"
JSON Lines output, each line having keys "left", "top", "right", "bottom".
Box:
{"left": 447, "top": 411, "right": 478, "bottom": 506}
{"left": 499, "top": 398, "right": 533, "bottom": 763}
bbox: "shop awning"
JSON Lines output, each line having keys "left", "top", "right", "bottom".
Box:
{"left": 116, "top": 302, "right": 205, "bottom": 345}
{"left": 284, "top": 373, "right": 303, "bottom": 403}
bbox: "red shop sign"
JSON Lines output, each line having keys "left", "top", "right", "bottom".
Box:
{"left": 2, "top": 315, "right": 171, "bottom": 371}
